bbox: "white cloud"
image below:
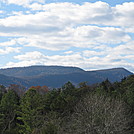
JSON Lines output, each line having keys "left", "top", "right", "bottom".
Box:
{"left": 0, "top": 39, "right": 17, "bottom": 46}
{"left": 6, "top": 61, "right": 39, "bottom": 68}
{"left": 5, "top": 51, "right": 84, "bottom": 68}
{"left": 4, "top": 49, "right": 134, "bottom": 73}
{"left": 0, "top": 47, "right": 21, "bottom": 54}
{"left": 1, "top": 0, "right": 45, "bottom": 7}
{"left": 64, "top": 51, "right": 73, "bottom": 54}
{"left": 73, "top": 26, "right": 131, "bottom": 48}
{"left": 29, "top": 3, "right": 44, "bottom": 10}
{"left": 113, "top": 2, "right": 134, "bottom": 26}
{"left": 0, "top": 1, "right": 134, "bottom": 72}
{"left": 14, "top": 51, "right": 46, "bottom": 60}
{"left": 0, "top": 10, "right": 4, "bottom": 14}
{"left": 0, "top": 24, "right": 131, "bottom": 51}
{"left": 1, "top": 1, "right": 134, "bottom": 30}
{"left": 83, "top": 41, "right": 134, "bottom": 57}
{"left": 1, "top": 2, "right": 134, "bottom": 27}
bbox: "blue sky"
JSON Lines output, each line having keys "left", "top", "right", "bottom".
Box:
{"left": 0, "top": 0, "right": 134, "bottom": 72}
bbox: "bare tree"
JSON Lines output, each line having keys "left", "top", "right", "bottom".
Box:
{"left": 62, "top": 94, "right": 131, "bottom": 134}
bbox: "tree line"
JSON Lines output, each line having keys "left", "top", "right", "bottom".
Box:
{"left": 0, "top": 75, "right": 134, "bottom": 134}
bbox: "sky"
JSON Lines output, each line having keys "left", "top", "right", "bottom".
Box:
{"left": 0, "top": 0, "right": 134, "bottom": 72}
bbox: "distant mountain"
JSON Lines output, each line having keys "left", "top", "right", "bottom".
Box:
{"left": 0, "top": 74, "right": 30, "bottom": 87}
{"left": 87, "top": 68, "right": 132, "bottom": 82}
{"left": 0, "top": 65, "right": 84, "bottom": 78}
{"left": 0, "top": 66, "right": 133, "bottom": 88}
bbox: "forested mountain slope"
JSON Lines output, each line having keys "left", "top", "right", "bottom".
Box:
{"left": 0, "top": 66, "right": 84, "bottom": 78}
{"left": 0, "top": 74, "right": 29, "bottom": 87}
{"left": 0, "top": 66, "right": 133, "bottom": 87}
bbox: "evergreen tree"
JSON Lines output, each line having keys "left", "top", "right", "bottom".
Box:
{"left": 0, "top": 90, "right": 19, "bottom": 134}
{"left": 17, "top": 88, "right": 44, "bottom": 134}
{"left": 0, "top": 85, "right": 6, "bottom": 102}
{"left": 62, "top": 81, "right": 75, "bottom": 91}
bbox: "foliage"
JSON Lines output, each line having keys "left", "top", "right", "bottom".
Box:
{"left": 64, "top": 94, "right": 130, "bottom": 134}
{"left": 0, "top": 85, "right": 6, "bottom": 102}
{"left": 0, "top": 75, "right": 133, "bottom": 134}
{"left": 17, "top": 88, "right": 44, "bottom": 134}
{"left": 0, "top": 90, "right": 19, "bottom": 134}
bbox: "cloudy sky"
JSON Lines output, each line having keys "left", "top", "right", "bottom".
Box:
{"left": 0, "top": 0, "right": 134, "bottom": 72}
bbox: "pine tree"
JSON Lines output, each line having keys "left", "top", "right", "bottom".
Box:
{"left": 17, "top": 88, "right": 44, "bottom": 134}
{"left": 0, "top": 90, "right": 19, "bottom": 134}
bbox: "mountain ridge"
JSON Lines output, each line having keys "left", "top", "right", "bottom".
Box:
{"left": 0, "top": 66, "right": 133, "bottom": 88}
{"left": 0, "top": 65, "right": 84, "bottom": 78}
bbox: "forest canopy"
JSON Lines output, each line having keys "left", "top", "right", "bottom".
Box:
{"left": 0, "top": 75, "right": 134, "bottom": 134}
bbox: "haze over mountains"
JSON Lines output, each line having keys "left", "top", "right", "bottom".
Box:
{"left": 0, "top": 66, "right": 133, "bottom": 88}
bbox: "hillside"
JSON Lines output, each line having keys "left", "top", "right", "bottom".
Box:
{"left": 0, "top": 74, "right": 30, "bottom": 87}
{"left": 87, "top": 68, "right": 132, "bottom": 82}
{"left": 0, "top": 66, "right": 84, "bottom": 78}
{"left": 0, "top": 66, "right": 133, "bottom": 87}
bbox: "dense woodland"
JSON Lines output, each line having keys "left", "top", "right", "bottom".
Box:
{"left": 0, "top": 75, "right": 134, "bottom": 134}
